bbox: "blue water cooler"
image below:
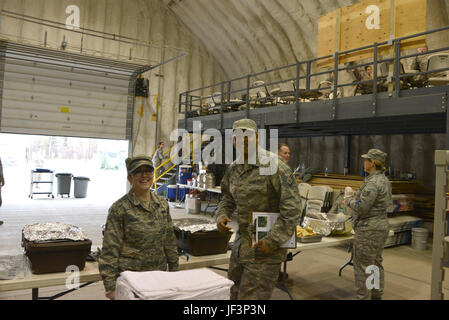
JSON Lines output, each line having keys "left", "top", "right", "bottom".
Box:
{"left": 179, "top": 165, "right": 193, "bottom": 185}
{"left": 167, "top": 185, "right": 177, "bottom": 201}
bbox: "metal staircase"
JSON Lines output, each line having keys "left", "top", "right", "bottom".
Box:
{"left": 151, "top": 134, "right": 209, "bottom": 194}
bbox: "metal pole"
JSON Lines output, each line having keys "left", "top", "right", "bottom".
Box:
{"left": 372, "top": 43, "right": 378, "bottom": 116}
{"left": 344, "top": 135, "right": 351, "bottom": 174}
{"left": 306, "top": 61, "right": 311, "bottom": 91}
{"left": 394, "top": 40, "right": 401, "bottom": 98}
{"left": 246, "top": 75, "right": 251, "bottom": 118}
{"left": 154, "top": 45, "right": 165, "bottom": 148}
{"left": 220, "top": 82, "right": 225, "bottom": 130}
{"left": 295, "top": 62, "right": 300, "bottom": 123}
{"left": 332, "top": 51, "right": 339, "bottom": 120}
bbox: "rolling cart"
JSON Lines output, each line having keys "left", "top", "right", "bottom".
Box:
{"left": 29, "top": 169, "right": 55, "bottom": 199}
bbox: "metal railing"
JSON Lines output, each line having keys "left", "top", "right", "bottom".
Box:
{"left": 179, "top": 25, "right": 449, "bottom": 126}
{"left": 152, "top": 133, "right": 205, "bottom": 192}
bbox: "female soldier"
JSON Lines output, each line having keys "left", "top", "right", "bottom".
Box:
{"left": 99, "top": 155, "right": 179, "bottom": 300}
{"left": 344, "top": 149, "right": 391, "bottom": 300}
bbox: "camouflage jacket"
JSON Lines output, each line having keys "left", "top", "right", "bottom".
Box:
{"left": 152, "top": 149, "right": 164, "bottom": 168}
{"left": 98, "top": 190, "right": 179, "bottom": 292}
{"left": 346, "top": 171, "right": 391, "bottom": 231}
{"left": 215, "top": 149, "right": 302, "bottom": 264}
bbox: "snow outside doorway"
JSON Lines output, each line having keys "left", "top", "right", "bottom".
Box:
{"left": 0, "top": 133, "right": 129, "bottom": 254}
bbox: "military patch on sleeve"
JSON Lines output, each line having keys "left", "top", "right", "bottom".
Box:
{"left": 362, "top": 190, "right": 371, "bottom": 197}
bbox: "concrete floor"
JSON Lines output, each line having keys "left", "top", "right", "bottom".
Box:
{"left": 0, "top": 197, "right": 448, "bottom": 300}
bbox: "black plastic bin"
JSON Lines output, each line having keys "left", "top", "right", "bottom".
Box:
{"left": 23, "top": 238, "right": 92, "bottom": 274}
{"left": 55, "top": 173, "right": 72, "bottom": 198}
{"left": 173, "top": 227, "right": 231, "bottom": 256}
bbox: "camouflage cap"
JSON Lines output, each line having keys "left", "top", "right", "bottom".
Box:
{"left": 361, "top": 149, "right": 387, "bottom": 164}
{"left": 125, "top": 155, "right": 153, "bottom": 175}
{"left": 232, "top": 118, "right": 258, "bottom": 132}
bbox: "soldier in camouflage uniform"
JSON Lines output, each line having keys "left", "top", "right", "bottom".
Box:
{"left": 98, "top": 155, "right": 179, "bottom": 300}
{"left": 344, "top": 149, "right": 391, "bottom": 300}
{"left": 216, "top": 119, "right": 302, "bottom": 300}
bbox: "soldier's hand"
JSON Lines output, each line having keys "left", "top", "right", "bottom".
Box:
{"left": 253, "top": 239, "right": 275, "bottom": 255}
{"left": 217, "top": 217, "right": 232, "bottom": 234}
{"left": 106, "top": 290, "right": 115, "bottom": 300}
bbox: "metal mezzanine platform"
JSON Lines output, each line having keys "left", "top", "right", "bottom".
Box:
{"left": 177, "top": 25, "right": 449, "bottom": 146}
{"left": 179, "top": 85, "right": 449, "bottom": 138}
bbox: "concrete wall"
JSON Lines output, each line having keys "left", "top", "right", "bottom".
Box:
{"left": 0, "top": 0, "right": 227, "bottom": 156}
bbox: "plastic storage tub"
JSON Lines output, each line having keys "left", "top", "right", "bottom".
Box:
{"left": 173, "top": 228, "right": 231, "bottom": 256}
{"left": 23, "top": 239, "right": 92, "bottom": 274}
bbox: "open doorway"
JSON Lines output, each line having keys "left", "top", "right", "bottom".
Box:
{"left": 0, "top": 133, "right": 129, "bottom": 254}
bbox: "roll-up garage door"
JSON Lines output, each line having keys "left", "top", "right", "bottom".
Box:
{"left": 0, "top": 41, "right": 147, "bottom": 140}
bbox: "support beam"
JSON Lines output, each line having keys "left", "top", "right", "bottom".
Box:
{"left": 344, "top": 135, "right": 351, "bottom": 175}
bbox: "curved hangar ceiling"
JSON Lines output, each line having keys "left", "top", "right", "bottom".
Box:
{"left": 164, "top": 0, "right": 449, "bottom": 80}
{"left": 163, "top": 0, "right": 362, "bottom": 79}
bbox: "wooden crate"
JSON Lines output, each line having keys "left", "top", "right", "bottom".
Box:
{"left": 317, "top": 0, "right": 427, "bottom": 69}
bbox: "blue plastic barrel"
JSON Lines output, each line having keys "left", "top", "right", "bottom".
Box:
{"left": 167, "top": 185, "right": 177, "bottom": 201}
{"left": 178, "top": 187, "right": 187, "bottom": 201}
{"left": 179, "top": 165, "right": 192, "bottom": 185}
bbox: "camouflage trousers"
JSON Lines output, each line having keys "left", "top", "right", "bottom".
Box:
{"left": 353, "top": 229, "right": 389, "bottom": 300}
{"left": 228, "top": 244, "right": 281, "bottom": 300}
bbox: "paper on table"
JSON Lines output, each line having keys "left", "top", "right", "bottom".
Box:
{"left": 252, "top": 212, "right": 296, "bottom": 249}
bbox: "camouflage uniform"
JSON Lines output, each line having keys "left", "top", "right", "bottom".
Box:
{"left": 98, "top": 156, "right": 179, "bottom": 293}
{"left": 403, "top": 48, "right": 429, "bottom": 86}
{"left": 152, "top": 148, "right": 165, "bottom": 176}
{"left": 346, "top": 149, "right": 391, "bottom": 300}
{"left": 216, "top": 119, "right": 302, "bottom": 300}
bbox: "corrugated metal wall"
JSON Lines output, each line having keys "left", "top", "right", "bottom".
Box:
{"left": 1, "top": 43, "right": 134, "bottom": 139}
{"left": 0, "top": 0, "right": 227, "bottom": 155}
{"left": 281, "top": 133, "right": 445, "bottom": 190}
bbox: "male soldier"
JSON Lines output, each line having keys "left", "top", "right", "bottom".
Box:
{"left": 404, "top": 46, "right": 429, "bottom": 87}
{"left": 277, "top": 143, "right": 291, "bottom": 166}
{"left": 216, "top": 118, "right": 302, "bottom": 300}
{"left": 0, "top": 156, "right": 4, "bottom": 226}
{"left": 344, "top": 149, "right": 391, "bottom": 300}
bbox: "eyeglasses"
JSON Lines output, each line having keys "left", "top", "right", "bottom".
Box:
{"left": 133, "top": 170, "right": 154, "bottom": 177}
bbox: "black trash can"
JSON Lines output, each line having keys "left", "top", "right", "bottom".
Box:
{"left": 73, "top": 176, "right": 90, "bottom": 198}
{"left": 55, "top": 173, "right": 72, "bottom": 198}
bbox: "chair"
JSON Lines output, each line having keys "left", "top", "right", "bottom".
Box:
{"left": 427, "top": 54, "right": 449, "bottom": 86}
{"left": 254, "top": 80, "right": 272, "bottom": 106}
{"left": 298, "top": 183, "right": 311, "bottom": 224}
{"left": 298, "top": 182, "right": 311, "bottom": 199}
{"left": 208, "top": 92, "right": 222, "bottom": 114}
{"left": 318, "top": 80, "right": 332, "bottom": 98}
{"left": 305, "top": 185, "right": 334, "bottom": 219}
